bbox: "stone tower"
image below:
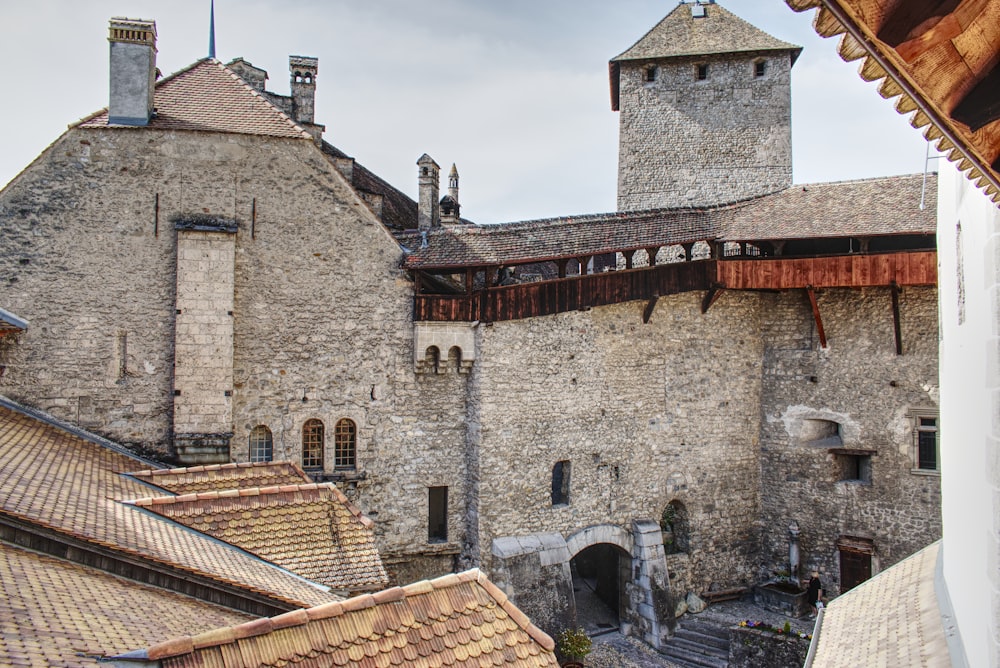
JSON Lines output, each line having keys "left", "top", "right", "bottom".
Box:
{"left": 611, "top": 1, "right": 801, "bottom": 210}
{"left": 289, "top": 55, "right": 318, "bottom": 125}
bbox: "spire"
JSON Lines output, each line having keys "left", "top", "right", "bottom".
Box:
{"left": 208, "top": 0, "right": 216, "bottom": 59}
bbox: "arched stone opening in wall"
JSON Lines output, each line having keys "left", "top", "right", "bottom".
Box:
{"left": 570, "top": 543, "right": 630, "bottom": 634}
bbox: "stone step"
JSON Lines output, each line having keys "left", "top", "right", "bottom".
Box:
{"left": 660, "top": 643, "right": 729, "bottom": 668}
{"left": 677, "top": 617, "right": 731, "bottom": 641}
{"left": 667, "top": 636, "right": 729, "bottom": 659}
{"left": 673, "top": 627, "right": 730, "bottom": 652}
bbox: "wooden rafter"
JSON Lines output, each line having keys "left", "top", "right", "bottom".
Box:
{"left": 806, "top": 287, "right": 828, "bottom": 349}
{"left": 701, "top": 286, "right": 723, "bottom": 314}
{"left": 642, "top": 296, "right": 659, "bottom": 324}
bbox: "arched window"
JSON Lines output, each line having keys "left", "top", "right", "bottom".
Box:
{"left": 248, "top": 425, "right": 273, "bottom": 463}
{"left": 302, "top": 419, "right": 324, "bottom": 469}
{"left": 660, "top": 500, "right": 689, "bottom": 554}
{"left": 334, "top": 418, "right": 356, "bottom": 471}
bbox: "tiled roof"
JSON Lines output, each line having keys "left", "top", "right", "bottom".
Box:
{"left": 401, "top": 175, "right": 936, "bottom": 269}
{"left": 0, "top": 541, "right": 253, "bottom": 667}
{"left": 76, "top": 59, "right": 312, "bottom": 139}
{"left": 131, "top": 483, "right": 389, "bottom": 592}
{"left": 612, "top": 3, "right": 801, "bottom": 62}
{"left": 322, "top": 142, "right": 420, "bottom": 231}
{"left": 809, "top": 541, "right": 950, "bottom": 667}
{"left": 129, "top": 569, "right": 559, "bottom": 668}
{"left": 718, "top": 173, "right": 937, "bottom": 241}
{"left": 0, "top": 403, "right": 336, "bottom": 609}
{"left": 127, "top": 461, "right": 311, "bottom": 494}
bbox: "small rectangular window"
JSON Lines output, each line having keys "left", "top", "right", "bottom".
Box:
{"left": 917, "top": 416, "right": 939, "bottom": 470}
{"left": 837, "top": 453, "right": 872, "bottom": 484}
{"left": 696, "top": 64, "right": 709, "bottom": 80}
{"left": 644, "top": 66, "right": 657, "bottom": 83}
{"left": 552, "top": 460, "right": 571, "bottom": 506}
{"left": 428, "top": 486, "right": 448, "bottom": 543}
{"left": 755, "top": 61, "right": 766, "bottom": 77}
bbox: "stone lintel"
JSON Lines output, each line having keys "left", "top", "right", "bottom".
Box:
{"left": 173, "top": 215, "right": 239, "bottom": 234}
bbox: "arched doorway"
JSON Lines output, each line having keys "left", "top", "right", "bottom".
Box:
{"left": 570, "top": 543, "right": 631, "bottom": 635}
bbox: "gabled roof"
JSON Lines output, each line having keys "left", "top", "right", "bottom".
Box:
{"left": 125, "top": 569, "right": 559, "bottom": 668}
{"left": 401, "top": 175, "right": 935, "bottom": 270}
{"left": 76, "top": 59, "right": 313, "bottom": 139}
{"left": 785, "top": 0, "right": 1000, "bottom": 206}
{"left": 0, "top": 401, "right": 336, "bottom": 610}
{"left": 130, "top": 483, "right": 389, "bottom": 592}
{"left": 127, "top": 461, "right": 311, "bottom": 494}
{"left": 611, "top": 2, "right": 801, "bottom": 110}
{"left": 0, "top": 306, "right": 27, "bottom": 336}
{"left": 0, "top": 541, "right": 254, "bottom": 667}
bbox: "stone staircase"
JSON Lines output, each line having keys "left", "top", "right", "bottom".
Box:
{"left": 660, "top": 615, "right": 731, "bottom": 668}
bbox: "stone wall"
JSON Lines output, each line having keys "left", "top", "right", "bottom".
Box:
{"left": 471, "top": 291, "right": 765, "bottom": 596}
{"left": 616, "top": 52, "right": 793, "bottom": 210}
{"left": 757, "top": 287, "right": 941, "bottom": 594}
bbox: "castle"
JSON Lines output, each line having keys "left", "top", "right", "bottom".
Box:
{"left": 0, "top": 2, "right": 941, "bottom": 650}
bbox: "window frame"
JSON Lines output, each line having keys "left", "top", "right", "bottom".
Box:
{"left": 248, "top": 425, "right": 273, "bottom": 463}
{"left": 909, "top": 409, "right": 940, "bottom": 474}
{"left": 334, "top": 418, "right": 357, "bottom": 471}
{"left": 301, "top": 418, "right": 325, "bottom": 470}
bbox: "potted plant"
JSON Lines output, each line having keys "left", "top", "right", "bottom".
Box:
{"left": 557, "top": 627, "right": 592, "bottom": 667}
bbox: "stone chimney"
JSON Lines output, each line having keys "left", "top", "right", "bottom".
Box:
{"left": 289, "top": 56, "right": 318, "bottom": 125}
{"left": 108, "top": 18, "right": 157, "bottom": 126}
{"left": 440, "top": 163, "right": 461, "bottom": 225}
{"left": 417, "top": 154, "right": 440, "bottom": 230}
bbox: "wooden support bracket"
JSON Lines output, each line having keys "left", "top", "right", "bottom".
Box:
{"left": 701, "top": 286, "right": 723, "bottom": 314}
{"left": 891, "top": 282, "right": 903, "bottom": 355}
{"left": 642, "top": 296, "right": 659, "bottom": 324}
{"left": 806, "top": 287, "right": 828, "bottom": 349}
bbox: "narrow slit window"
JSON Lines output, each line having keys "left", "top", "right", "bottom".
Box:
{"left": 428, "top": 486, "right": 448, "bottom": 543}
{"left": 551, "top": 460, "right": 571, "bottom": 506}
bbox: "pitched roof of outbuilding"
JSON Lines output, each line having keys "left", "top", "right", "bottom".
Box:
{"left": 126, "top": 569, "right": 559, "bottom": 668}
{"left": 127, "top": 461, "right": 312, "bottom": 494}
{"left": 0, "top": 401, "right": 336, "bottom": 610}
{"left": 401, "top": 175, "right": 936, "bottom": 269}
{"left": 130, "top": 483, "right": 389, "bottom": 593}
{"left": 612, "top": 2, "right": 801, "bottom": 63}
{"left": 76, "top": 59, "right": 312, "bottom": 139}
{"left": 0, "top": 542, "right": 254, "bottom": 667}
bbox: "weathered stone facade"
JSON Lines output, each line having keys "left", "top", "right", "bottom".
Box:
{"left": 0, "top": 3, "right": 942, "bottom": 650}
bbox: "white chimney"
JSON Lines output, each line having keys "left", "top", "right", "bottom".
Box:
{"left": 108, "top": 18, "right": 157, "bottom": 126}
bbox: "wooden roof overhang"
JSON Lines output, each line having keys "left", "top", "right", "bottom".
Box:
{"left": 785, "top": 0, "right": 1000, "bottom": 205}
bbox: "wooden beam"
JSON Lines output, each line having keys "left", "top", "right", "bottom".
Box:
{"left": 876, "top": 0, "right": 962, "bottom": 48}
{"left": 951, "top": 61, "right": 1000, "bottom": 131}
{"left": 646, "top": 247, "right": 659, "bottom": 267}
{"left": 891, "top": 283, "right": 903, "bottom": 355}
{"left": 701, "top": 286, "right": 723, "bottom": 314}
{"left": 806, "top": 287, "right": 828, "bottom": 349}
{"left": 642, "top": 296, "right": 659, "bottom": 324}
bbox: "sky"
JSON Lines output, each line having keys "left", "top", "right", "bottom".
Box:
{"left": 0, "top": 0, "right": 936, "bottom": 224}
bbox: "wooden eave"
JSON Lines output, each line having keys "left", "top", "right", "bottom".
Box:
{"left": 785, "top": 0, "right": 1000, "bottom": 205}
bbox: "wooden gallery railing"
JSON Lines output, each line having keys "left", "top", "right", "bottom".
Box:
{"left": 414, "top": 260, "right": 715, "bottom": 322}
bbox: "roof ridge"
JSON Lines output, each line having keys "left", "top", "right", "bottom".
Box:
{"left": 128, "top": 459, "right": 305, "bottom": 477}
{"left": 128, "top": 482, "right": 333, "bottom": 506}
{"left": 142, "top": 568, "right": 555, "bottom": 661}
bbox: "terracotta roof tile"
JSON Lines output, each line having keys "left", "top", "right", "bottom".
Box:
{"left": 127, "top": 460, "right": 312, "bottom": 494}
{"left": 134, "top": 569, "right": 558, "bottom": 668}
{"left": 0, "top": 542, "right": 253, "bottom": 667}
{"left": 401, "top": 175, "right": 936, "bottom": 269}
{"left": 130, "top": 484, "right": 389, "bottom": 592}
{"left": 0, "top": 402, "right": 337, "bottom": 610}
{"left": 77, "top": 59, "right": 312, "bottom": 139}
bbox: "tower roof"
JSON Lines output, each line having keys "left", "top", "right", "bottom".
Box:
{"left": 610, "top": 2, "right": 801, "bottom": 110}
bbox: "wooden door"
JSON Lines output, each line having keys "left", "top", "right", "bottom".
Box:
{"left": 839, "top": 548, "right": 872, "bottom": 592}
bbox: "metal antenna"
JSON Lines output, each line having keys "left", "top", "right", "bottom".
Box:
{"left": 208, "top": 0, "right": 216, "bottom": 59}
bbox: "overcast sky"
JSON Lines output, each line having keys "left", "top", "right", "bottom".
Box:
{"left": 0, "top": 0, "right": 935, "bottom": 224}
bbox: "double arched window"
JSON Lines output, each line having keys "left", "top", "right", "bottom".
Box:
{"left": 248, "top": 425, "right": 273, "bottom": 463}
